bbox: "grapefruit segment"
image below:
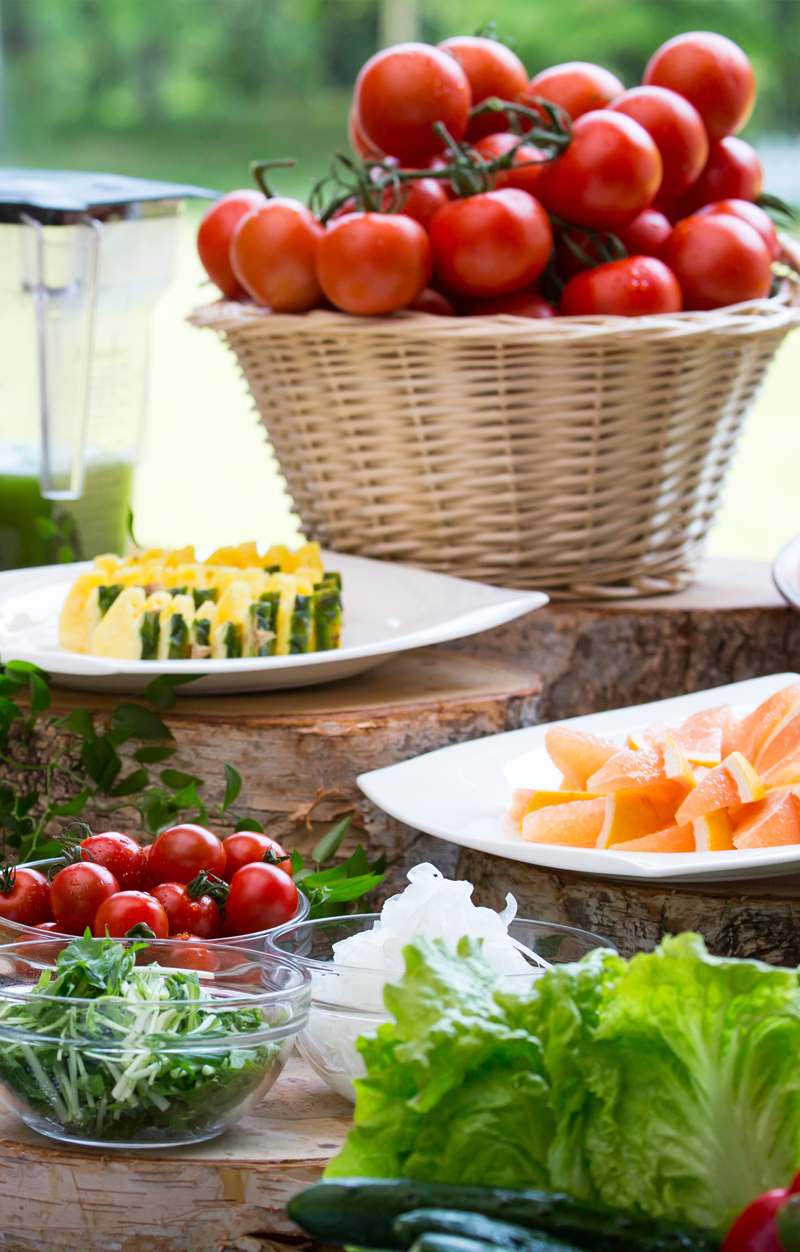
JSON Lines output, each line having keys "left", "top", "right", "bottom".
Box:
{"left": 726, "top": 684, "right": 800, "bottom": 766}
{"left": 510, "top": 789, "right": 535, "bottom": 826}
{"left": 545, "top": 726, "right": 616, "bottom": 790}
{"left": 758, "top": 713, "right": 800, "bottom": 774}
{"left": 661, "top": 736, "right": 696, "bottom": 790}
{"left": 762, "top": 750, "right": 800, "bottom": 789}
{"left": 612, "top": 824, "right": 695, "bottom": 853}
{"left": 675, "top": 751, "right": 765, "bottom": 825}
{"left": 596, "top": 790, "right": 663, "bottom": 848}
{"left": 512, "top": 788, "right": 600, "bottom": 828}
{"left": 587, "top": 748, "right": 665, "bottom": 793}
{"left": 521, "top": 797, "right": 606, "bottom": 846}
{"left": 692, "top": 809, "right": 735, "bottom": 851}
{"left": 733, "top": 790, "right": 800, "bottom": 849}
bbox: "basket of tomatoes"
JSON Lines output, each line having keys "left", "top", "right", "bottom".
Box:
{"left": 0, "top": 823, "right": 307, "bottom": 950}
{"left": 192, "top": 29, "right": 800, "bottom": 600}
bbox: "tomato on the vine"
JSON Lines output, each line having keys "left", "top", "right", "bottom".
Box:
{"left": 50, "top": 863, "right": 119, "bottom": 935}
{"left": 225, "top": 862, "right": 299, "bottom": 935}
{"left": 609, "top": 86, "right": 708, "bottom": 199}
{"left": 429, "top": 188, "right": 553, "bottom": 298}
{"left": 167, "top": 935, "right": 221, "bottom": 973}
{"left": 659, "top": 213, "right": 772, "bottom": 310}
{"left": 665, "top": 137, "right": 763, "bottom": 218}
{"left": 149, "top": 824, "right": 226, "bottom": 886}
{"left": 535, "top": 111, "right": 662, "bottom": 231}
{"left": 472, "top": 132, "right": 548, "bottom": 197}
{"left": 355, "top": 43, "right": 472, "bottom": 164}
{"left": 316, "top": 212, "right": 432, "bottom": 315}
{"left": 151, "top": 880, "right": 222, "bottom": 938}
{"left": 382, "top": 177, "right": 449, "bottom": 229}
{"left": 439, "top": 36, "right": 529, "bottom": 141}
{"left": 197, "top": 189, "right": 267, "bottom": 300}
{"left": 695, "top": 198, "right": 779, "bottom": 260}
{"left": 560, "top": 256, "right": 682, "bottom": 316}
{"left": 80, "top": 831, "right": 146, "bottom": 891}
{"left": 0, "top": 866, "right": 51, "bottom": 927}
{"left": 643, "top": 32, "right": 756, "bottom": 141}
{"left": 616, "top": 208, "right": 673, "bottom": 257}
{"left": 93, "top": 891, "right": 170, "bottom": 940}
{"left": 469, "top": 290, "right": 557, "bottom": 318}
{"left": 527, "top": 61, "right": 624, "bottom": 121}
{"left": 230, "top": 200, "right": 324, "bottom": 312}
{"left": 222, "top": 832, "right": 292, "bottom": 883}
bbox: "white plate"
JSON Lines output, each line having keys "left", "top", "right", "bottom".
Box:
{"left": 0, "top": 554, "right": 547, "bottom": 695}
{"left": 358, "top": 673, "right": 800, "bottom": 884}
{"left": 773, "top": 533, "right": 800, "bottom": 610}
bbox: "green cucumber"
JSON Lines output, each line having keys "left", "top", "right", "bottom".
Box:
{"left": 250, "top": 591, "right": 280, "bottom": 656}
{"left": 140, "top": 611, "right": 160, "bottom": 661}
{"left": 98, "top": 584, "right": 123, "bottom": 615}
{"left": 396, "top": 1210, "right": 578, "bottom": 1252}
{"left": 314, "top": 584, "right": 342, "bottom": 651}
{"left": 168, "top": 613, "right": 190, "bottom": 659}
{"left": 289, "top": 593, "right": 313, "bottom": 654}
{"left": 287, "top": 1181, "right": 720, "bottom": 1252}
{"left": 192, "top": 588, "right": 218, "bottom": 610}
{"left": 410, "top": 1236, "right": 509, "bottom": 1252}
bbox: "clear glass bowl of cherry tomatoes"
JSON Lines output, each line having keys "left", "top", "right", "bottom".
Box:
{"left": 0, "top": 824, "right": 309, "bottom": 949}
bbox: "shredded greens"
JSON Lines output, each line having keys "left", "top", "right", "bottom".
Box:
{"left": 0, "top": 935, "right": 280, "bottom": 1144}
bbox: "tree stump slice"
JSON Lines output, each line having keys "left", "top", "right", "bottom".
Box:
{"left": 0, "top": 1055, "right": 351, "bottom": 1252}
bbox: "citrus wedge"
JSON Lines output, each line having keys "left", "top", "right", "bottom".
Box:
{"left": 726, "top": 684, "right": 800, "bottom": 766}
{"left": 596, "top": 791, "right": 663, "bottom": 849}
{"left": 733, "top": 790, "right": 800, "bottom": 849}
{"left": 509, "top": 789, "right": 535, "bottom": 826}
{"left": 522, "top": 797, "right": 606, "bottom": 846}
{"left": 586, "top": 747, "right": 665, "bottom": 794}
{"left": 510, "top": 788, "right": 599, "bottom": 828}
{"left": 661, "top": 736, "right": 696, "bottom": 790}
{"left": 762, "top": 750, "right": 800, "bottom": 789}
{"left": 675, "top": 751, "right": 765, "bottom": 826}
{"left": 612, "top": 824, "right": 695, "bottom": 853}
{"left": 545, "top": 727, "right": 617, "bottom": 790}
{"left": 758, "top": 712, "right": 800, "bottom": 774}
{"left": 692, "top": 809, "right": 735, "bottom": 851}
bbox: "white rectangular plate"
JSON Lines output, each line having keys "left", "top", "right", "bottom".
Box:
{"left": 358, "top": 673, "right": 800, "bottom": 884}
{"left": 0, "top": 553, "right": 547, "bottom": 695}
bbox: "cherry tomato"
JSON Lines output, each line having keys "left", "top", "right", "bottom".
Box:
{"left": 469, "top": 290, "right": 557, "bottom": 318}
{"left": 408, "top": 287, "right": 457, "bottom": 315}
{"left": 535, "top": 111, "right": 662, "bottom": 231}
{"left": 644, "top": 32, "right": 756, "bottom": 141}
{"left": 616, "top": 208, "right": 673, "bottom": 257}
{"left": 166, "top": 934, "right": 221, "bottom": 973}
{"left": 230, "top": 199, "right": 324, "bottom": 312}
{"left": 348, "top": 103, "right": 382, "bottom": 158}
{"left": 0, "top": 866, "right": 51, "bottom": 927}
{"left": 197, "top": 189, "right": 267, "bottom": 300}
{"left": 665, "top": 137, "right": 763, "bottom": 218}
{"left": 560, "top": 256, "right": 682, "bottom": 316}
{"left": 316, "top": 212, "right": 432, "bottom": 315}
{"left": 80, "top": 832, "right": 146, "bottom": 891}
{"left": 50, "top": 863, "right": 119, "bottom": 935}
{"left": 429, "top": 188, "right": 553, "bottom": 298}
{"left": 472, "top": 132, "right": 548, "bottom": 197}
{"left": 140, "top": 844, "right": 152, "bottom": 889}
{"left": 554, "top": 228, "right": 605, "bottom": 281}
{"left": 93, "top": 890, "right": 169, "bottom": 940}
{"left": 382, "top": 177, "right": 449, "bottom": 229}
{"left": 355, "top": 42, "right": 472, "bottom": 164}
{"left": 439, "top": 36, "right": 529, "bottom": 142}
{"left": 35, "top": 921, "right": 60, "bottom": 932}
{"left": 149, "top": 824, "right": 226, "bottom": 886}
{"left": 659, "top": 214, "right": 772, "bottom": 310}
{"left": 527, "top": 61, "right": 624, "bottom": 121}
{"left": 225, "top": 862, "right": 299, "bottom": 935}
{"left": 609, "top": 86, "right": 708, "bottom": 199}
{"left": 222, "top": 832, "right": 292, "bottom": 883}
{"left": 695, "top": 198, "right": 780, "bottom": 260}
{"left": 151, "top": 881, "right": 221, "bottom": 939}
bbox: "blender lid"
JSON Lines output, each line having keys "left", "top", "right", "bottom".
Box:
{"left": 0, "top": 168, "right": 218, "bottom": 223}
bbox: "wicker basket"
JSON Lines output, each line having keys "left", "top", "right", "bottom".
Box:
{"left": 192, "top": 280, "right": 800, "bottom": 599}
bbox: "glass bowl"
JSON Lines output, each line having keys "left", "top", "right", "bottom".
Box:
{"left": 0, "top": 858, "right": 310, "bottom": 949}
{"left": 267, "top": 913, "right": 614, "bottom": 1101}
{"left": 0, "top": 936, "right": 311, "bottom": 1148}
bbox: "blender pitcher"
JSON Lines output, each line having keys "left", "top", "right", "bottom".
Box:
{"left": 0, "top": 169, "right": 215, "bottom": 570}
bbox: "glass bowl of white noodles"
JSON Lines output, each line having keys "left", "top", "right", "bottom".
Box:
{"left": 266, "top": 863, "right": 613, "bottom": 1101}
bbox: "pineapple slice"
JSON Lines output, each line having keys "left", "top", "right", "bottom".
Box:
{"left": 157, "top": 594, "right": 195, "bottom": 660}
{"left": 59, "top": 571, "right": 108, "bottom": 653}
{"left": 213, "top": 581, "right": 254, "bottom": 658}
{"left": 89, "top": 587, "right": 147, "bottom": 659}
{"left": 164, "top": 545, "right": 195, "bottom": 568}
{"left": 192, "top": 600, "right": 219, "bottom": 659}
{"left": 271, "top": 573, "right": 297, "bottom": 655}
{"left": 261, "top": 544, "right": 291, "bottom": 573}
{"left": 92, "top": 554, "right": 123, "bottom": 578}
{"left": 292, "top": 541, "right": 324, "bottom": 576}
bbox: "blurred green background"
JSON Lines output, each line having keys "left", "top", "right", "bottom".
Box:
{"left": 1, "top": 0, "right": 799, "bottom": 563}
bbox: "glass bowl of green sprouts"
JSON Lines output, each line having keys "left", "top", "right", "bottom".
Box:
{"left": 0, "top": 932, "right": 310, "bottom": 1148}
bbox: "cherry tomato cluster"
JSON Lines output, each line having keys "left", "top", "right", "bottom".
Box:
{"left": 0, "top": 825, "right": 299, "bottom": 942}
{"left": 198, "top": 28, "right": 782, "bottom": 320}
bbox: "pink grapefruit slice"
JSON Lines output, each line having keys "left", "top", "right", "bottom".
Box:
{"left": 545, "top": 727, "right": 616, "bottom": 790}
{"left": 733, "top": 790, "right": 800, "bottom": 849}
{"left": 521, "top": 797, "right": 605, "bottom": 846}
{"left": 612, "top": 824, "right": 695, "bottom": 853}
{"left": 675, "top": 751, "right": 765, "bottom": 826}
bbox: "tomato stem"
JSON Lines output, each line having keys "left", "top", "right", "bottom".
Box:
{"left": 250, "top": 158, "right": 296, "bottom": 199}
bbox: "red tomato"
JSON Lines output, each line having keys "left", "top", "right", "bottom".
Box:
{"left": 643, "top": 32, "right": 756, "bottom": 141}
{"left": 35, "top": 921, "right": 60, "bottom": 932}
{"left": 609, "top": 86, "right": 708, "bottom": 199}
{"left": 355, "top": 42, "right": 472, "bottom": 165}
{"left": 473, "top": 132, "right": 548, "bottom": 197}
{"left": 408, "top": 287, "right": 457, "bottom": 315}
{"left": 429, "top": 188, "right": 553, "bottom": 298}
{"left": 140, "top": 844, "right": 152, "bottom": 889}
{"left": 721, "top": 1190, "right": 788, "bottom": 1252}
{"left": 535, "top": 111, "right": 662, "bottom": 231}
{"left": 93, "top": 890, "right": 169, "bottom": 940}
{"left": 230, "top": 200, "right": 324, "bottom": 312}
{"left": 616, "top": 208, "right": 673, "bottom": 256}
{"left": 166, "top": 934, "right": 221, "bottom": 973}
{"left": 0, "top": 866, "right": 51, "bottom": 927}
{"left": 554, "top": 228, "right": 604, "bottom": 281}
{"left": 381, "top": 177, "right": 449, "bottom": 229}
{"left": 348, "top": 103, "right": 382, "bottom": 158}
{"left": 560, "top": 256, "right": 682, "bottom": 316}
{"left": 659, "top": 214, "right": 772, "bottom": 310}
{"left": 528, "top": 61, "right": 624, "bottom": 121}
{"left": 316, "top": 213, "right": 432, "bottom": 315}
{"left": 439, "top": 36, "right": 529, "bottom": 141}
{"left": 50, "top": 863, "right": 119, "bottom": 936}
{"left": 149, "top": 824, "right": 226, "bottom": 886}
{"left": 221, "top": 833, "right": 292, "bottom": 884}
{"left": 695, "top": 198, "right": 780, "bottom": 260}
{"left": 197, "top": 190, "right": 267, "bottom": 300}
{"left": 665, "top": 137, "right": 763, "bottom": 218}
{"left": 80, "top": 832, "right": 146, "bottom": 891}
{"left": 151, "top": 881, "right": 221, "bottom": 939}
{"left": 469, "top": 290, "right": 557, "bottom": 318}
{"left": 225, "top": 862, "right": 299, "bottom": 935}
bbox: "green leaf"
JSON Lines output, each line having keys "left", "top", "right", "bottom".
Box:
{"left": 313, "top": 871, "right": 382, "bottom": 904}
{"left": 0, "top": 696, "right": 21, "bottom": 724}
{"left": 137, "top": 792, "right": 172, "bottom": 837}
{"left": 80, "top": 736, "right": 121, "bottom": 790}
{"left": 168, "top": 781, "right": 208, "bottom": 823}
{"left": 141, "top": 673, "right": 200, "bottom": 711}
{"left": 0, "top": 787, "right": 14, "bottom": 815}
{"left": 233, "top": 817, "right": 265, "bottom": 833}
{"left": 51, "top": 789, "right": 91, "bottom": 816}
{"left": 343, "top": 842, "right": 369, "bottom": 877}
{"left": 110, "top": 703, "right": 174, "bottom": 742}
{"left": 19, "top": 838, "right": 61, "bottom": 864}
{"left": 160, "top": 769, "right": 204, "bottom": 790}
{"left": 221, "top": 762, "right": 242, "bottom": 814}
{"left": 132, "top": 745, "right": 176, "bottom": 764}
{"left": 0, "top": 676, "right": 23, "bottom": 696}
{"left": 16, "top": 791, "right": 39, "bottom": 817}
{"left": 55, "top": 708, "right": 97, "bottom": 739}
{"left": 109, "top": 768, "right": 150, "bottom": 797}
{"left": 125, "top": 922, "right": 157, "bottom": 940}
{"left": 5, "top": 659, "right": 50, "bottom": 680}
{"left": 290, "top": 848, "right": 305, "bottom": 875}
{"left": 312, "top": 813, "right": 353, "bottom": 865}
{"left": 27, "top": 672, "right": 50, "bottom": 716}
